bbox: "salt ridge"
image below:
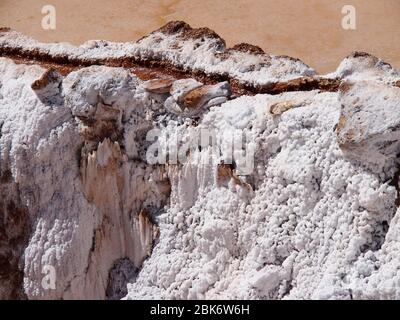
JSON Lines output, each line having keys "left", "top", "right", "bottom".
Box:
{"left": 0, "top": 21, "right": 400, "bottom": 300}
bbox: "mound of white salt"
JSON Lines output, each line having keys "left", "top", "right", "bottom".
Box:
{"left": 125, "top": 89, "right": 400, "bottom": 299}
{"left": 1, "top": 22, "right": 400, "bottom": 300}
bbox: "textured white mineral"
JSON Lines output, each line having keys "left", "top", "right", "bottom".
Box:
{"left": 0, "top": 22, "right": 400, "bottom": 300}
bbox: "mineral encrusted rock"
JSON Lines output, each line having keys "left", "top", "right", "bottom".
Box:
{"left": 164, "top": 80, "right": 231, "bottom": 117}
{"left": 0, "top": 61, "right": 170, "bottom": 299}
{"left": 1, "top": 21, "right": 400, "bottom": 300}
{"left": 336, "top": 81, "right": 400, "bottom": 164}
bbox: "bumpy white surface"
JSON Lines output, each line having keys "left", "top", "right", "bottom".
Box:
{"left": 132, "top": 30, "right": 315, "bottom": 84}
{"left": 126, "top": 89, "right": 400, "bottom": 299}
{"left": 0, "top": 58, "right": 166, "bottom": 299}
{"left": 0, "top": 26, "right": 315, "bottom": 86}
{"left": 1, "top": 39, "right": 400, "bottom": 299}
{"left": 336, "top": 81, "right": 400, "bottom": 166}
{"left": 125, "top": 56, "right": 400, "bottom": 299}
{"left": 328, "top": 53, "right": 400, "bottom": 84}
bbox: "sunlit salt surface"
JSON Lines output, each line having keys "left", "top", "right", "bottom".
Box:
{"left": 0, "top": 0, "right": 399, "bottom": 74}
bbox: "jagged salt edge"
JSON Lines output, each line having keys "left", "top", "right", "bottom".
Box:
{"left": 0, "top": 29, "right": 316, "bottom": 85}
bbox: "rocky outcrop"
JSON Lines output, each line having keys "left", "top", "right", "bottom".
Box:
{"left": 164, "top": 79, "right": 231, "bottom": 117}
{"left": 142, "top": 77, "right": 176, "bottom": 94}
{"left": 1, "top": 21, "right": 400, "bottom": 300}
{"left": 0, "top": 60, "right": 170, "bottom": 299}
{"left": 127, "top": 87, "right": 400, "bottom": 300}
{"left": 0, "top": 21, "right": 342, "bottom": 96}
{"left": 330, "top": 51, "right": 400, "bottom": 84}
{"left": 336, "top": 81, "right": 400, "bottom": 164}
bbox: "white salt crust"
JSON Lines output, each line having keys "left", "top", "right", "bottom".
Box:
{"left": 0, "top": 28, "right": 315, "bottom": 86}
{"left": 0, "top": 28, "right": 400, "bottom": 299}
{"left": 126, "top": 91, "right": 400, "bottom": 299}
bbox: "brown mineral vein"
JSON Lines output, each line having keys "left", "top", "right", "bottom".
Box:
{"left": 0, "top": 21, "right": 342, "bottom": 96}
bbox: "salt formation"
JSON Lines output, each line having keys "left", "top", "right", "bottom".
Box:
{"left": 0, "top": 61, "right": 169, "bottom": 299}
{"left": 0, "top": 21, "right": 400, "bottom": 300}
{"left": 336, "top": 81, "right": 400, "bottom": 164}
{"left": 164, "top": 80, "right": 231, "bottom": 117}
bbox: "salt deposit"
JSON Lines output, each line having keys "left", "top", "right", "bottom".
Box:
{"left": 0, "top": 22, "right": 400, "bottom": 300}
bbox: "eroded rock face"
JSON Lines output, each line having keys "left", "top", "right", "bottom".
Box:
{"left": 1, "top": 21, "right": 400, "bottom": 301}
{"left": 163, "top": 80, "right": 231, "bottom": 117}
{"left": 331, "top": 52, "right": 400, "bottom": 84}
{"left": 0, "top": 181, "right": 29, "bottom": 300}
{"left": 0, "top": 59, "right": 171, "bottom": 299}
{"left": 141, "top": 76, "right": 232, "bottom": 117}
{"left": 126, "top": 89, "right": 399, "bottom": 300}
{"left": 142, "top": 77, "right": 175, "bottom": 94}
{"left": 336, "top": 81, "right": 400, "bottom": 164}
{"left": 106, "top": 258, "right": 138, "bottom": 300}
{"left": 0, "top": 21, "right": 317, "bottom": 95}
{"left": 77, "top": 139, "right": 162, "bottom": 299}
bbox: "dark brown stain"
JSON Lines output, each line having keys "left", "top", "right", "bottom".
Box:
{"left": 0, "top": 196, "right": 30, "bottom": 299}
{"left": 229, "top": 43, "right": 265, "bottom": 55}
{"left": 349, "top": 51, "right": 379, "bottom": 64}
{"left": 339, "top": 81, "right": 353, "bottom": 95}
{"left": 248, "top": 76, "right": 341, "bottom": 95}
{"left": 0, "top": 170, "right": 12, "bottom": 183}
{"left": 154, "top": 20, "right": 226, "bottom": 47}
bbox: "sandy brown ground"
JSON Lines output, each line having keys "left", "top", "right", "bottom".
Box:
{"left": 0, "top": 0, "right": 399, "bottom": 73}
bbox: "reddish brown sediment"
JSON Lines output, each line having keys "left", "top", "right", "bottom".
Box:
{"left": 0, "top": 21, "right": 342, "bottom": 96}
{"left": 350, "top": 51, "right": 379, "bottom": 60}
{"left": 8, "top": 57, "right": 77, "bottom": 76}
{"left": 2, "top": 0, "right": 400, "bottom": 73}
{"left": 141, "top": 77, "right": 176, "bottom": 93}
{"left": 3, "top": 51, "right": 341, "bottom": 96}
{"left": 229, "top": 43, "right": 265, "bottom": 55}
{"left": 234, "top": 76, "right": 341, "bottom": 95}
{"left": 31, "top": 68, "right": 61, "bottom": 90}
{"left": 217, "top": 164, "right": 252, "bottom": 191}
{"left": 153, "top": 20, "right": 225, "bottom": 46}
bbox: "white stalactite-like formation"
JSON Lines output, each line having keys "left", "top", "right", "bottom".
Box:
{"left": 1, "top": 23, "right": 400, "bottom": 300}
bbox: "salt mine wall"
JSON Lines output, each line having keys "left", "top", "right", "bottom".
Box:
{"left": 1, "top": 22, "right": 400, "bottom": 299}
